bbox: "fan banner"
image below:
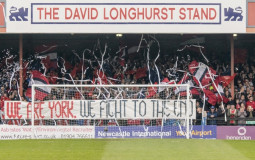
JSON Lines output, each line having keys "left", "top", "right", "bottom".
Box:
{"left": 4, "top": 0, "right": 246, "bottom": 33}
{"left": 3, "top": 99, "right": 196, "bottom": 120}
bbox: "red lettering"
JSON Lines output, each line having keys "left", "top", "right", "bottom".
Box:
{"left": 65, "top": 8, "right": 72, "bottom": 20}
{"left": 62, "top": 101, "right": 68, "bottom": 118}
{"left": 201, "top": 8, "right": 208, "bottom": 20}
{"left": 187, "top": 8, "right": 193, "bottom": 20}
{"left": 48, "top": 101, "right": 54, "bottom": 118}
{"left": 67, "top": 101, "right": 74, "bottom": 118}
{"left": 34, "top": 103, "right": 40, "bottom": 119}
{"left": 193, "top": 8, "right": 200, "bottom": 20}
{"left": 153, "top": 8, "right": 160, "bottom": 20}
{"left": 179, "top": 8, "right": 186, "bottom": 20}
{"left": 37, "top": 8, "right": 44, "bottom": 20}
{"left": 209, "top": 8, "right": 216, "bottom": 20}
{"left": 161, "top": 8, "right": 168, "bottom": 20}
{"left": 73, "top": 8, "right": 80, "bottom": 20}
{"left": 104, "top": 8, "right": 109, "bottom": 20}
{"left": 6, "top": 102, "right": 15, "bottom": 119}
{"left": 27, "top": 103, "right": 31, "bottom": 119}
{"left": 39, "top": 102, "right": 45, "bottom": 119}
{"left": 110, "top": 8, "right": 118, "bottom": 20}
{"left": 55, "top": 101, "right": 62, "bottom": 118}
{"left": 119, "top": 8, "right": 127, "bottom": 20}
{"left": 45, "top": 8, "right": 52, "bottom": 19}
{"left": 16, "top": 102, "right": 22, "bottom": 119}
{"left": 80, "top": 8, "right": 87, "bottom": 19}
{"left": 6, "top": 102, "right": 22, "bottom": 119}
{"left": 128, "top": 8, "right": 136, "bottom": 20}
{"left": 91, "top": 8, "right": 98, "bottom": 19}
{"left": 53, "top": 8, "right": 59, "bottom": 20}
{"left": 168, "top": 8, "right": 175, "bottom": 20}
{"left": 137, "top": 8, "right": 144, "bottom": 20}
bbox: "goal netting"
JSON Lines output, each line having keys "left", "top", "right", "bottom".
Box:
{"left": 3, "top": 84, "right": 195, "bottom": 139}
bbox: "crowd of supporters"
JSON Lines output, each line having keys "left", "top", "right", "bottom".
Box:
{"left": 0, "top": 47, "right": 255, "bottom": 126}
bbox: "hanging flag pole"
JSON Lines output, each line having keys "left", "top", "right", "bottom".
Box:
{"left": 19, "top": 34, "right": 23, "bottom": 97}
{"left": 230, "top": 35, "right": 235, "bottom": 98}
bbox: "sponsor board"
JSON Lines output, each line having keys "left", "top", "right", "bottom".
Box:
{"left": 217, "top": 126, "right": 255, "bottom": 140}
{"left": 0, "top": 125, "right": 95, "bottom": 139}
{"left": 3, "top": 99, "right": 196, "bottom": 120}
{"left": 95, "top": 125, "right": 216, "bottom": 139}
{"left": 3, "top": 0, "right": 246, "bottom": 33}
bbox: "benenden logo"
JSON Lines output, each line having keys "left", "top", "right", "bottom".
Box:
{"left": 226, "top": 127, "right": 251, "bottom": 140}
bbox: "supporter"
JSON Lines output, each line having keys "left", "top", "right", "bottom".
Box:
{"left": 207, "top": 106, "right": 217, "bottom": 125}
{"left": 227, "top": 104, "right": 238, "bottom": 125}
{"left": 239, "top": 94, "right": 246, "bottom": 106}
{"left": 202, "top": 111, "right": 207, "bottom": 126}
{"left": 235, "top": 99, "right": 241, "bottom": 110}
{"left": 195, "top": 105, "right": 202, "bottom": 125}
{"left": 237, "top": 106, "right": 247, "bottom": 126}
{"left": 246, "top": 106, "right": 255, "bottom": 118}
{"left": 246, "top": 96, "right": 255, "bottom": 110}
{"left": 216, "top": 104, "right": 226, "bottom": 125}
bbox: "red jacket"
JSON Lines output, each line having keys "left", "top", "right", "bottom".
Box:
{"left": 246, "top": 100, "right": 255, "bottom": 110}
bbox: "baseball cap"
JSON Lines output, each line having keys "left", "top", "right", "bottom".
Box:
{"left": 211, "top": 106, "right": 215, "bottom": 109}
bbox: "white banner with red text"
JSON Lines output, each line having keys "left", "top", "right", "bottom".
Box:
{"left": 0, "top": 125, "right": 95, "bottom": 139}
{"left": 3, "top": 99, "right": 196, "bottom": 120}
{"left": 3, "top": 0, "right": 246, "bottom": 33}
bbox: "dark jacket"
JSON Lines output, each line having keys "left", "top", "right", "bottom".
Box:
{"left": 207, "top": 111, "right": 217, "bottom": 125}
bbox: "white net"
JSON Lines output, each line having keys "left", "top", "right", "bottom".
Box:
{"left": 29, "top": 84, "right": 194, "bottom": 139}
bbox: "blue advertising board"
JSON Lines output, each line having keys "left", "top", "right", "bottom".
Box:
{"left": 95, "top": 125, "right": 216, "bottom": 139}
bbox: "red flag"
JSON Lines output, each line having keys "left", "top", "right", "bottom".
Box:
{"left": 49, "top": 71, "right": 57, "bottom": 84}
{"left": 64, "top": 60, "right": 73, "bottom": 70}
{"left": 213, "top": 78, "right": 229, "bottom": 104}
{"left": 189, "top": 60, "right": 216, "bottom": 87}
{"left": 126, "top": 70, "right": 136, "bottom": 75}
{"left": 158, "top": 78, "right": 175, "bottom": 93}
{"left": 34, "top": 44, "right": 57, "bottom": 54}
{"left": 203, "top": 89, "right": 217, "bottom": 106}
{"left": 146, "top": 82, "right": 158, "bottom": 98}
{"left": 71, "top": 66, "right": 77, "bottom": 78}
{"left": 135, "top": 67, "right": 147, "bottom": 79}
{"left": 218, "top": 73, "right": 237, "bottom": 87}
{"left": 26, "top": 70, "right": 51, "bottom": 101}
{"left": 175, "top": 73, "right": 200, "bottom": 96}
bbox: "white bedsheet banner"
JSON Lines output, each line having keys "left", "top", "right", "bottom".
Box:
{"left": 3, "top": 99, "right": 196, "bottom": 119}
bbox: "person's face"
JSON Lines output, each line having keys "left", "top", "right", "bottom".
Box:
{"left": 231, "top": 105, "right": 235, "bottom": 109}
{"left": 249, "top": 96, "right": 253, "bottom": 101}
{"left": 197, "top": 107, "right": 202, "bottom": 113}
